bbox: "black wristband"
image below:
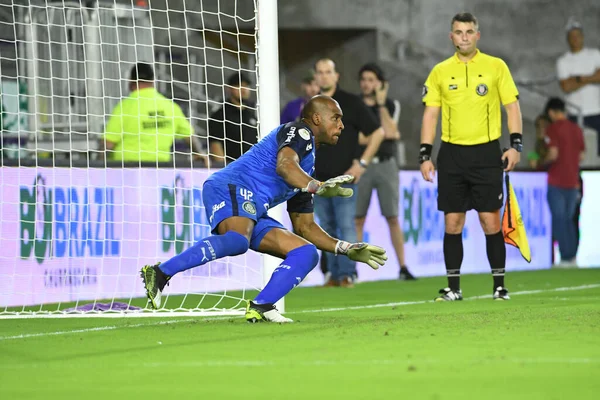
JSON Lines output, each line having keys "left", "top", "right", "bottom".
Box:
{"left": 419, "top": 144, "right": 433, "bottom": 164}
{"left": 510, "top": 133, "right": 522, "bottom": 146}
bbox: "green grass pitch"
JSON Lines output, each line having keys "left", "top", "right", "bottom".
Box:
{"left": 1, "top": 268, "right": 599, "bottom": 400}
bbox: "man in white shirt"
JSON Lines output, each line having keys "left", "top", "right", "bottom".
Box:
{"left": 556, "top": 18, "right": 600, "bottom": 155}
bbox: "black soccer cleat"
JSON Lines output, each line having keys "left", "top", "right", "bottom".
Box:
{"left": 245, "top": 301, "right": 293, "bottom": 323}
{"left": 140, "top": 263, "right": 171, "bottom": 309}
{"left": 493, "top": 286, "right": 510, "bottom": 300}
{"left": 434, "top": 287, "right": 463, "bottom": 302}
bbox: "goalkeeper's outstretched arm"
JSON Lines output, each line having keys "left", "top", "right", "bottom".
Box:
{"left": 289, "top": 211, "right": 388, "bottom": 270}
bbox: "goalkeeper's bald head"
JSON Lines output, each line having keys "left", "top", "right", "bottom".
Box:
{"left": 301, "top": 95, "right": 340, "bottom": 121}
{"left": 301, "top": 95, "right": 344, "bottom": 147}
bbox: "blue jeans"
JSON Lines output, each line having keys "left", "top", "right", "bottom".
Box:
{"left": 313, "top": 184, "right": 358, "bottom": 280}
{"left": 547, "top": 185, "right": 579, "bottom": 260}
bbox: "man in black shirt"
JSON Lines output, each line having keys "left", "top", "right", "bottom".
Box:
{"left": 355, "top": 63, "right": 416, "bottom": 281}
{"left": 209, "top": 72, "right": 259, "bottom": 165}
{"left": 314, "top": 58, "right": 385, "bottom": 287}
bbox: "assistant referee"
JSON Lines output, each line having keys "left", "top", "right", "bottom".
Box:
{"left": 419, "top": 12, "right": 522, "bottom": 302}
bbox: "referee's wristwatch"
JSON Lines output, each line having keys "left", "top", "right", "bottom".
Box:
{"left": 510, "top": 133, "right": 523, "bottom": 153}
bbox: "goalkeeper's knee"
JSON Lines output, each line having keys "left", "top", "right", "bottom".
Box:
{"left": 285, "top": 244, "right": 319, "bottom": 277}
{"left": 301, "top": 243, "right": 319, "bottom": 268}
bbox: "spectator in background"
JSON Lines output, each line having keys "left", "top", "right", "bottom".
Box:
{"left": 527, "top": 114, "right": 551, "bottom": 170}
{"left": 354, "top": 63, "right": 416, "bottom": 281}
{"left": 280, "top": 71, "right": 320, "bottom": 124}
{"left": 543, "top": 98, "right": 585, "bottom": 267}
{"left": 556, "top": 18, "right": 600, "bottom": 154}
{"left": 208, "top": 72, "right": 258, "bottom": 165}
{"left": 103, "top": 63, "right": 202, "bottom": 163}
{"left": 313, "top": 58, "right": 385, "bottom": 288}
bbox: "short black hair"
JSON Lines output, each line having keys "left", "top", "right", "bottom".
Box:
{"left": 130, "top": 63, "right": 154, "bottom": 81}
{"left": 544, "top": 97, "right": 566, "bottom": 114}
{"left": 535, "top": 114, "right": 551, "bottom": 125}
{"left": 227, "top": 72, "right": 252, "bottom": 87}
{"left": 451, "top": 12, "right": 479, "bottom": 30}
{"left": 301, "top": 70, "right": 315, "bottom": 84}
{"left": 358, "top": 63, "right": 386, "bottom": 82}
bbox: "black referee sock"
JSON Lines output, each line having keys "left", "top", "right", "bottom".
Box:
{"left": 486, "top": 231, "right": 506, "bottom": 290}
{"left": 443, "top": 233, "right": 463, "bottom": 292}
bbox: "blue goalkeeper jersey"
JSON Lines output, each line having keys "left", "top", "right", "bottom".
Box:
{"left": 207, "top": 121, "right": 316, "bottom": 211}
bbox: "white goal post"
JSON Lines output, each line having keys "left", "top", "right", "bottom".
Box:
{"left": 0, "top": 0, "right": 282, "bottom": 318}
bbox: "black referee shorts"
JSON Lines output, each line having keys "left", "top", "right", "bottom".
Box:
{"left": 437, "top": 140, "right": 504, "bottom": 213}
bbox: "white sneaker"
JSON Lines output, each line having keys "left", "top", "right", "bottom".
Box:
{"left": 555, "top": 259, "right": 578, "bottom": 268}
{"left": 563, "top": 258, "right": 578, "bottom": 267}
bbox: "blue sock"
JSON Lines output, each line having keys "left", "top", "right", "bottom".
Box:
{"left": 159, "top": 231, "right": 249, "bottom": 277}
{"left": 254, "top": 244, "right": 319, "bottom": 305}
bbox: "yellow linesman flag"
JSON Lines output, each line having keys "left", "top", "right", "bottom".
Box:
{"left": 502, "top": 174, "right": 531, "bottom": 263}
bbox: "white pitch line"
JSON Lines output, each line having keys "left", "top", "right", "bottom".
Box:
{"left": 0, "top": 318, "right": 198, "bottom": 341}
{"left": 293, "top": 283, "right": 600, "bottom": 314}
{"left": 2, "top": 357, "right": 598, "bottom": 371}
{"left": 1, "top": 283, "right": 598, "bottom": 341}
{"left": 0, "top": 325, "right": 120, "bottom": 340}
{"left": 135, "top": 357, "right": 600, "bottom": 368}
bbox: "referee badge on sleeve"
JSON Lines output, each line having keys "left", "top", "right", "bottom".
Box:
{"left": 476, "top": 83, "right": 488, "bottom": 96}
{"left": 422, "top": 85, "right": 428, "bottom": 98}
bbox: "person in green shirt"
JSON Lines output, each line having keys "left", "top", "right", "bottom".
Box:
{"left": 103, "top": 63, "right": 202, "bottom": 163}
{"left": 527, "top": 114, "right": 551, "bottom": 170}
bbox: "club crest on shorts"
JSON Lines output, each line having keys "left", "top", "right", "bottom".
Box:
{"left": 242, "top": 201, "right": 256, "bottom": 215}
{"left": 476, "top": 83, "right": 488, "bottom": 96}
{"left": 298, "top": 128, "right": 311, "bottom": 140}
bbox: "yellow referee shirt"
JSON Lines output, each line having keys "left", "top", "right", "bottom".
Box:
{"left": 422, "top": 50, "right": 519, "bottom": 145}
{"left": 104, "top": 87, "right": 193, "bottom": 162}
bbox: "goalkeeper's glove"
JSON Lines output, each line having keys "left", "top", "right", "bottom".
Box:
{"left": 302, "top": 175, "right": 354, "bottom": 198}
{"left": 335, "top": 241, "right": 388, "bottom": 270}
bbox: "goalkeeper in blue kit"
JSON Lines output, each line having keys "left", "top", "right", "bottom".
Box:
{"left": 141, "top": 95, "right": 388, "bottom": 323}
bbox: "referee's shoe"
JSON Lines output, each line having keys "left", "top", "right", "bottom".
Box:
{"left": 434, "top": 287, "right": 463, "bottom": 302}
{"left": 493, "top": 286, "right": 510, "bottom": 300}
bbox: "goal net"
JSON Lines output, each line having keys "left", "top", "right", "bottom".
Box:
{"left": 0, "top": 0, "right": 280, "bottom": 318}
